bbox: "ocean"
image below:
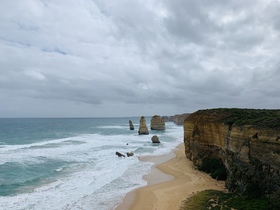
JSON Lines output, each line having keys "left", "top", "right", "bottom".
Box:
{"left": 0, "top": 117, "right": 183, "bottom": 210}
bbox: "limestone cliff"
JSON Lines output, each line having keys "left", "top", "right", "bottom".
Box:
{"left": 184, "top": 108, "right": 280, "bottom": 204}
{"left": 169, "top": 113, "right": 190, "bottom": 125}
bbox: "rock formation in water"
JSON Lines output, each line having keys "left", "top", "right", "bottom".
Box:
{"left": 129, "top": 120, "right": 134, "bottom": 130}
{"left": 126, "top": 152, "right": 134, "bottom": 157}
{"left": 150, "top": 115, "right": 165, "bottom": 130}
{"left": 115, "top": 151, "right": 125, "bottom": 157}
{"left": 138, "top": 116, "right": 149, "bottom": 135}
{"left": 184, "top": 108, "right": 280, "bottom": 206}
{"left": 151, "top": 135, "right": 161, "bottom": 143}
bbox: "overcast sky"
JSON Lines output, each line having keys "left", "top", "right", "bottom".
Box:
{"left": 0, "top": 0, "right": 280, "bottom": 117}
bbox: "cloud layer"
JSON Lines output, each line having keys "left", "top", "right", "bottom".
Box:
{"left": 0, "top": 0, "right": 279, "bottom": 117}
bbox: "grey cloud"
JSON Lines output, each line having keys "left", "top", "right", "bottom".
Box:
{"left": 0, "top": 0, "right": 279, "bottom": 117}
{"left": 164, "top": 1, "right": 215, "bottom": 43}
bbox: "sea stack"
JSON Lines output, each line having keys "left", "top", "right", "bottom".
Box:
{"left": 150, "top": 115, "right": 165, "bottom": 130}
{"left": 138, "top": 116, "right": 149, "bottom": 135}
{"left": 151, "top": 135, "right": 160, "bottom": 143}
{"left": 129, "top": 120, "right": 134, "bottom": 130}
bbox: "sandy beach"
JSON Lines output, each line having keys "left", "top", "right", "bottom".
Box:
{"left": 115, "top": 143, "right": 226, "bottom": 210}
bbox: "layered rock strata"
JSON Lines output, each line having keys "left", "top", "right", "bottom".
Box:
{"left": 138, "top": 116, "right": 149, "bottom": 135}
{"left": 184, "top": 109, "right": 280, "bottom": 205}
{"left": 150, "top": 115, "right": 165, "bottom": 130}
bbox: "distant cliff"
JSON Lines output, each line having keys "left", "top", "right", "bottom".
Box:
{"left": 168, "top": 113, "right": 190, "bottom": 125}
{"left": 184, "top": 108, "right": 280, "bottom": 205}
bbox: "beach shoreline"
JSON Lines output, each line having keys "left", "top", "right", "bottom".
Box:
{"left": 115, "top": 143, "right": 226, "bottom": 210}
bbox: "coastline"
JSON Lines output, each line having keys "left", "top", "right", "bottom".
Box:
{"left": 115, "top": 143, "right": 226, "bottom": 210}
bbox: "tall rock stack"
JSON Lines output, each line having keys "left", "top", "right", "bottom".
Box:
{"left": 138, "top": 116, "right": 149, "bottom": 135}
{"left": 129, "top": 120, "right": 134, "bottom": 130}
{"left": 150, "top": 115, "right": 165, "bottom": 130}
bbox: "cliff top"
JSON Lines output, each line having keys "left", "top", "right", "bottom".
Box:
{"left": 189, "top": 108, "right": 280, "bottom": 129}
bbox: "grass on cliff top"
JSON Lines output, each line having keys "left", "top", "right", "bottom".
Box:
{"left": 196, "top": 108, "right": 280, "bottom": 129}
{"left": 180, "top": 190, "right": 275, "bottom": 210}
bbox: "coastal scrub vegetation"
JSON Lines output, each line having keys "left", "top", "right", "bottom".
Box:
{"left": 180, "top": 190, "right": 275, "bottom": 210}
{"left": 197, "top": 108, "right": 280, "bottom": 129}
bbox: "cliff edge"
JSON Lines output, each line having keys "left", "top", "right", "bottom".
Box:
{"left": 184, "top": 108, "right": 280, "bottom": 205}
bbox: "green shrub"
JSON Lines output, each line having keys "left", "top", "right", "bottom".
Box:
{"left": 180, "top": 190, "right": 275, "bottom": 210}
{"left": 197, "top": 108, "right": 280, "bottom": 129}
{"left": 244, "top": 182, "right": 263, "bottom": 199}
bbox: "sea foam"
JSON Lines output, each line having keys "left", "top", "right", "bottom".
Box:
{"left": 0, "top": 119, "right": 183, "bottom": 210}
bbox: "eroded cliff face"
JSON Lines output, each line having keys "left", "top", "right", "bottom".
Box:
{"left": 184, "top": 109, "right": 280, "bottom": 203}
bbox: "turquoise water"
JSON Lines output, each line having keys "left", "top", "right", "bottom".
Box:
{"left": 0, "top": 117, "right": 183, "bottom": 210}
{"left": 0, "top": 118, "right": 136, "bottom": 145}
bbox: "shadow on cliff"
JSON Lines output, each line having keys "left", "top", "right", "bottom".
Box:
{"left": 197, "top": 158, "right": 227, "bottom": 180}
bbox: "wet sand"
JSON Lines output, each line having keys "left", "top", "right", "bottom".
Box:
{"left": 115, "top": 143, "right": 226, "bottom": 210}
